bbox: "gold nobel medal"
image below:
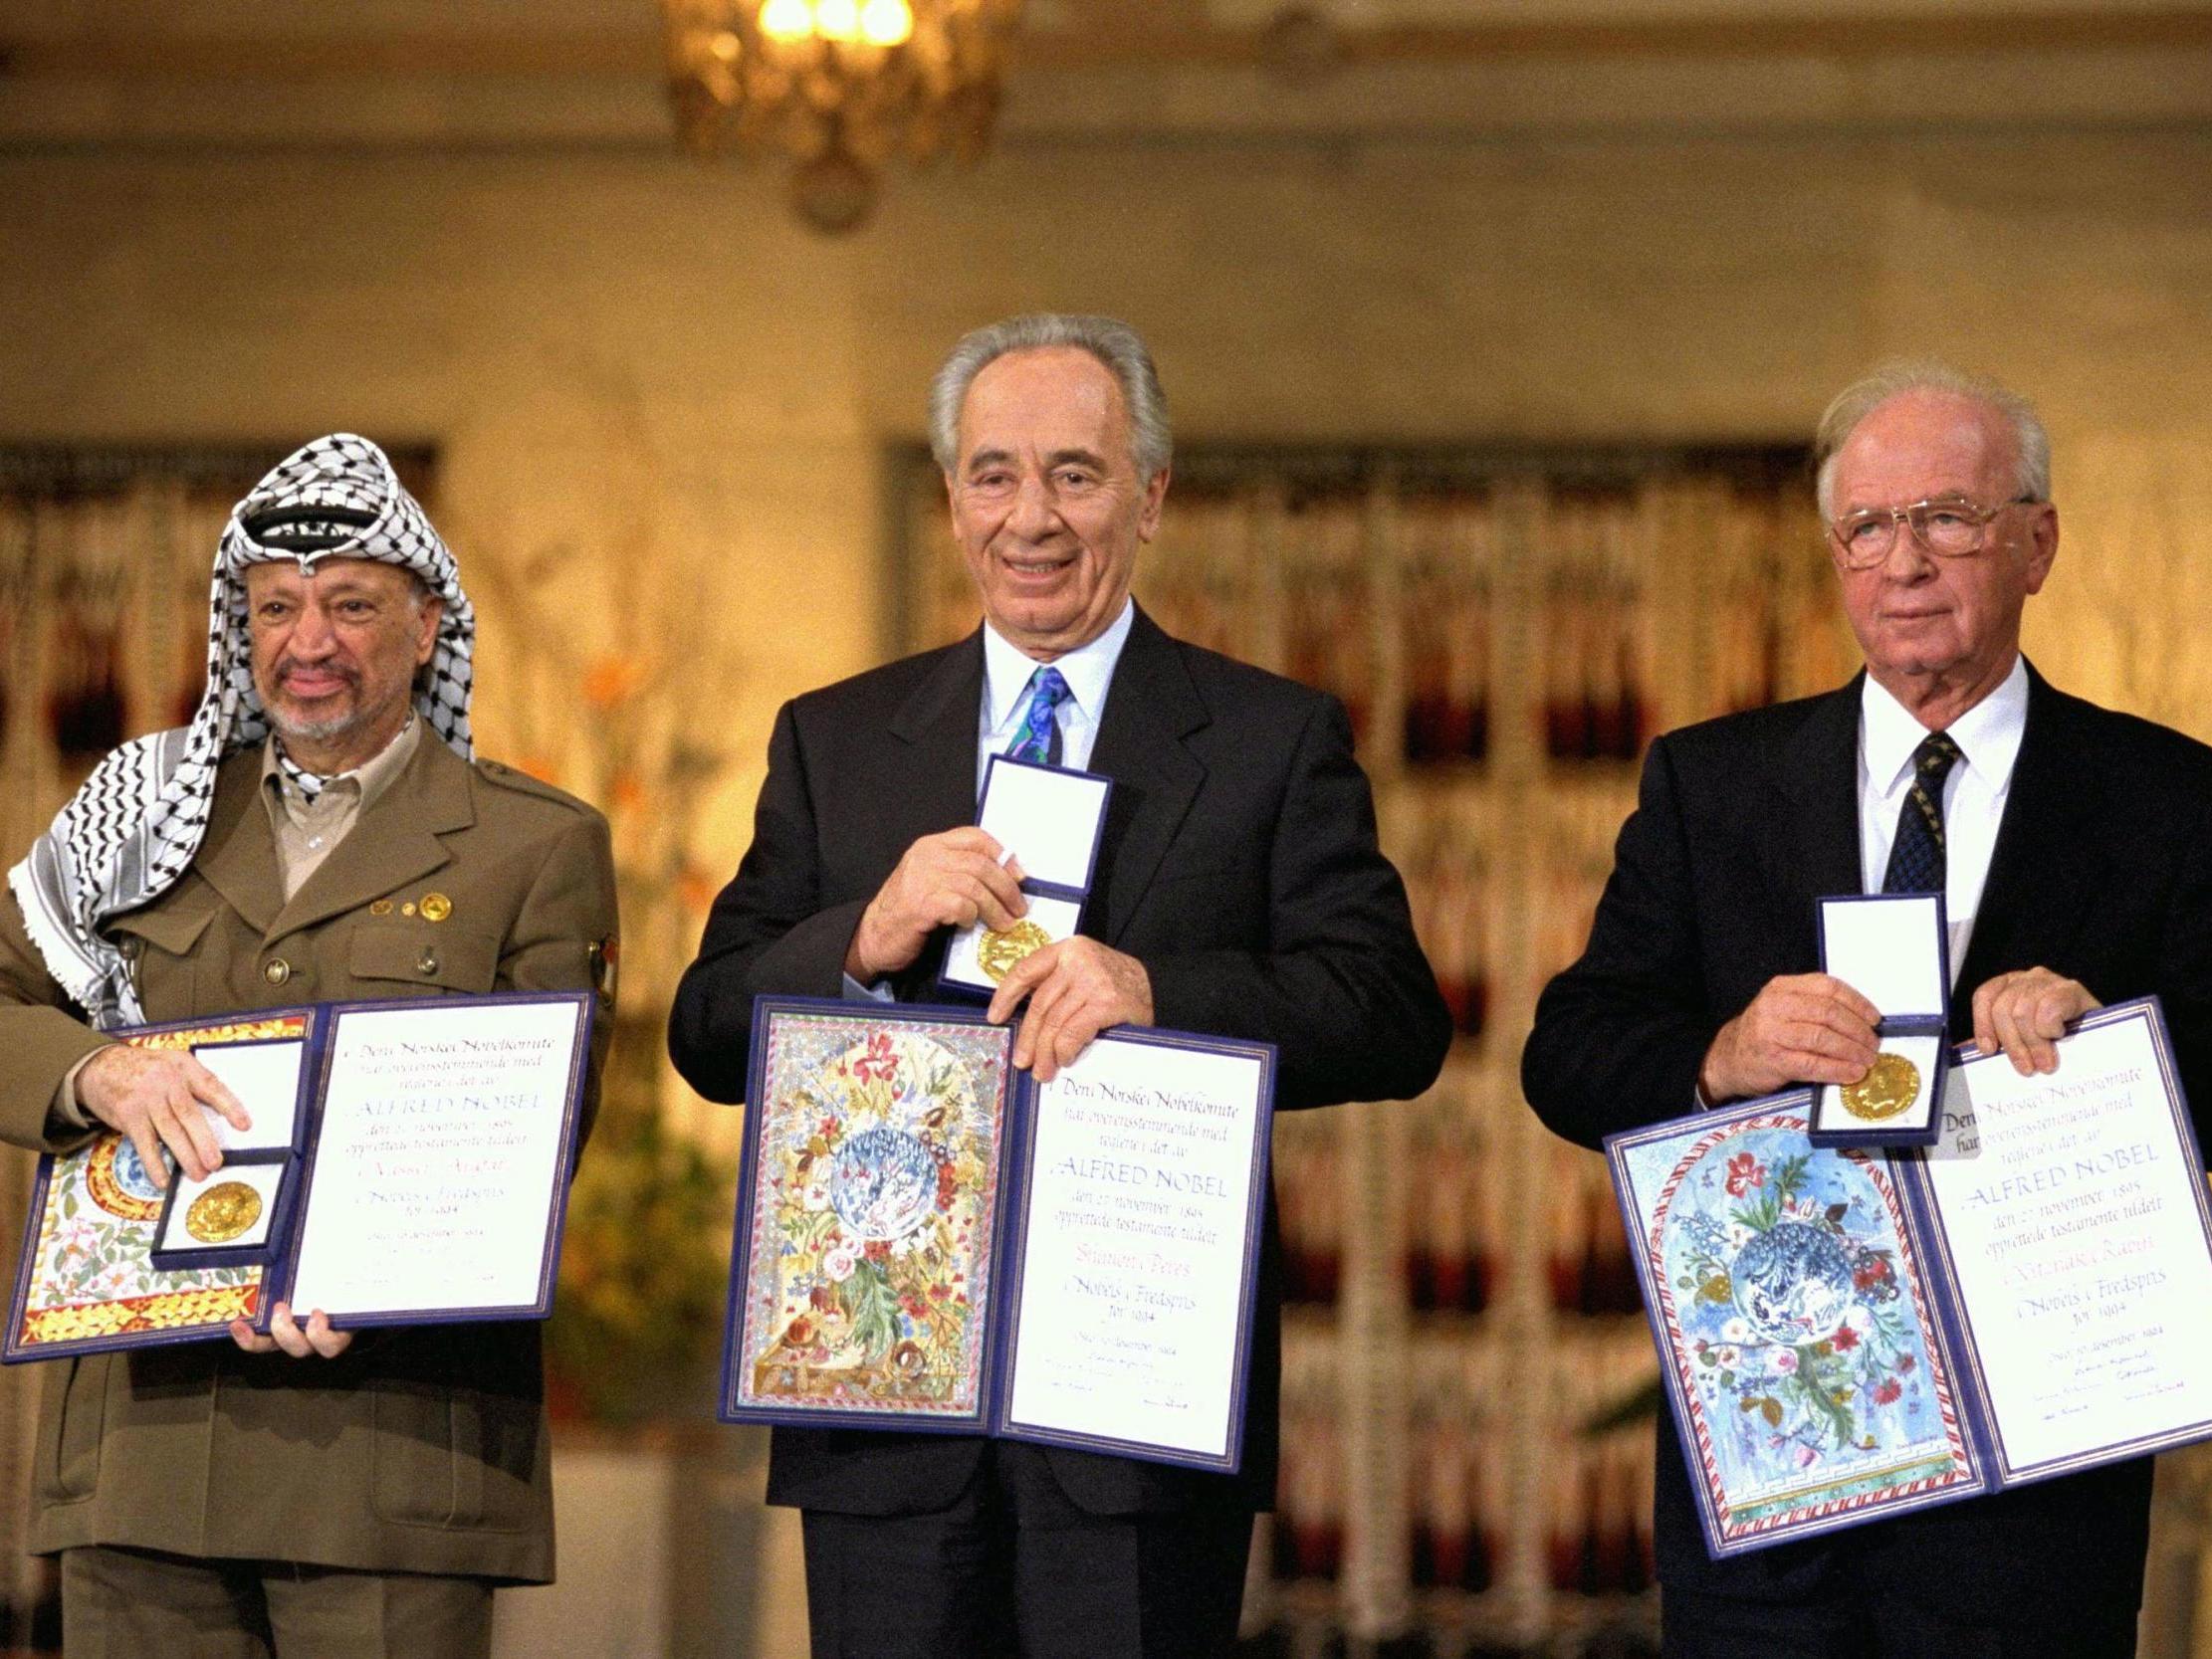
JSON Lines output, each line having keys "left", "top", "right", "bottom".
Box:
{"left": 186, "top": 1181, "right": 264, "bottom": 1245}
{"left": 420, "top": 893, "right": 452, "bottom": 923}
{"left": 978, "top": 920, "right": 1051, "bottom": 984}
{"left": 1842, "top": 1051, "right": 1920, "bottom": 1122}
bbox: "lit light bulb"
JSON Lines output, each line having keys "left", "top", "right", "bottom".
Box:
{"left": 758, "top": 0, "right": 813, "bottom": 41}
{"left": 814, "top": 0, "right": 861, "bottom": 42}
{"left": 858, "top": 0, "right": 913, "bottom": 46}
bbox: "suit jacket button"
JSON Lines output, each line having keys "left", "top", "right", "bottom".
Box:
{"left": 417, "top": 948, "right": 439, "bottom": 976}
{"left": 263, "top": 958, "right": 292, "bottom": 986}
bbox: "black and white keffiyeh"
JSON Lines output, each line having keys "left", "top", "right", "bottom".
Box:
{"left": 6, "top": 433, "right": 476, "bottom": 1029}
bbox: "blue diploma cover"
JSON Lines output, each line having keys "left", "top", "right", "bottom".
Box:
{"left": 1610, "top": 997, "right": 2212, "bottom": 1557}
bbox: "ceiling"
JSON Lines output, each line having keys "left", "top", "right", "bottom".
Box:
{"left": 3, "top": 0, "right": 2209, "bottom": 150}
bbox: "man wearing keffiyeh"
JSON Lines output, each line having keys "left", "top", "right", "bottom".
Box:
{"left": 0, "top": 435, "right": 617, "bottom": 1658}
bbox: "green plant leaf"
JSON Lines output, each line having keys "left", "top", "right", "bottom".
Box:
{"left": 842, "top": 1261, "right": 899, "bottom": 1364}
{"left": 1793, "top": 1358, "right": 1856, "bottom": 1446}
{"left": 1770, "top": 1153, "right": 1811, "bottom": 1207}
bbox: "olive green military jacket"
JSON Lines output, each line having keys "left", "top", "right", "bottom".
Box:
{"left": 0, "top": 732, "right": 617, "bottom": 1583}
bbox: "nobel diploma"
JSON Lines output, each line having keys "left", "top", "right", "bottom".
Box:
{"left": 1002, "top": 1034, "right": 1267, "bottom": 1462}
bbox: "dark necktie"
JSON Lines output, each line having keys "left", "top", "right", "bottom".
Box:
{"left": 1881, "top": 730, "right": 1963, "bottom": 895}
{"left": 1005, "top": 666, "right": 1072, "bottom": 766}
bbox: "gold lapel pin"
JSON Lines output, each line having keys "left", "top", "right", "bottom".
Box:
{"left": 369, "top": 900, "right": 394, "bottom": 917}
{"left": 420, "top": 893, "right": 452, "bottom": 923}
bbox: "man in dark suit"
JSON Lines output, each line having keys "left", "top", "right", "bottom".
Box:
{"left": 1522, "top": 363, "right": 2212, "bottom": 1657}
{"left": 670, "top": 312, "right": 1449, "bottom": 1656}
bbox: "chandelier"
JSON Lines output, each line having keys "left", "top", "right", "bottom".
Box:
{"left": 661, "top": 0, "right": 1023, "bottom": 234}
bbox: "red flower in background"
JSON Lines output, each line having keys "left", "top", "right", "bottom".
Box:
{"left": 1833, "top": 1326, "right": 1861, "bottom": 1351}
{"left": 1724, "top": 1153, "right": 1766, "bottom": 1198}
{"left": 1874, "top": 1378, "right": 1903, "bottom": 1405}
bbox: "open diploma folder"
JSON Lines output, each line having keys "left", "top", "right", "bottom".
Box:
{"left": 1607, "top": 997, "right": 2212, "bottom": 1557}
{"left": 6, "top": 992, "right": 593, "bottom": 1361}
{"left": 721, "top": 998, "right": 1275, "bottom": 1473}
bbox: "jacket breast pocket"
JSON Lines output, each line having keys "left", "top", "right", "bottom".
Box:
{"left": 107, "top": 895, "right": 221, "bottom": 1022}
{"left": 346, "top": 923, "right": 500, "bottom": 996}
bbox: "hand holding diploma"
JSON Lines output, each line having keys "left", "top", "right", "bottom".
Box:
{"left": 78, "top": 1044, "right": 252, "bottom": 1186}
{"left": 229, "top": 1301, "right": 352, "bottom": 1360}
{"left": 990, "top": 936, "right": 1154, "bottom": 1082}
{"left": 1971, "top": 966, "right": 2099, "bottom": 1076}
{"left": 1699, "top": 973, "right": 1881, "bottom": 1103}
{"left": 845, "top": 827, "right": 1029, "bottom": 981}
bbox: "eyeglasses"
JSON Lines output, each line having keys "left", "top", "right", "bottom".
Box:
{"left": 1828, "top": 495, "right": 2037, "bottom": 568}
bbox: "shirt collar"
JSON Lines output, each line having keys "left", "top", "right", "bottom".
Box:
{"left": 262, "top": 713, "right": 423, "bottom": 815}
{"left": 1860, "top": 654, "right": 2030, "bottom": 796}
{"left": 981, "top": 597, "right": 1136, "bottom": 735}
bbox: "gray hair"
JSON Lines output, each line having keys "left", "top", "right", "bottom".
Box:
{"left": 1814, "top": 360, "right": 2052, "bottom": 519}
{"left": 928, "top": 312, "right": 1172, "bottom": 482}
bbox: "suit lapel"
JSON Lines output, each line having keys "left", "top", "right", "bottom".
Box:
{"left": 885, "top": 633, "right": 990, "bottom": 997}
{"left": 1772, "top": 677, "right": 1866, "bottom": 963}
{"left": 888, "top": 631, "right": 990, "bottom": 854}
{"left": 265, "top": 734, "right": 472, "bottom": 943}
{"left": 1951, "top": 664, "right": 2101, "bottom": 1015}
{"left": 1085, "top": 609, "right": 1208, "bottom": 946}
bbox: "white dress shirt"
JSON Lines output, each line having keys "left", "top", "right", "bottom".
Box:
{"left": 976, "top": 597, "right": 1135, "bottom": 788}
{"left": 1857, "top": 654, "right": 2030, "bottom": 986}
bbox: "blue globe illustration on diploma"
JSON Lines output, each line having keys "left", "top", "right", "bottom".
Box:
{"left": 1730, "top": 1221, "right": 1855, "bottom": 1345}
{"left": 828, "top": 1128, "right": 938, "bottom": 1242}
{"left": 112, "top": 1140, "right": 162, "bottom": 1203}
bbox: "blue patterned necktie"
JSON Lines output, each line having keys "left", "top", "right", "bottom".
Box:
{"left": 1005, "top": 666, "right": 1072, "bottom": 766}
{"left": 1881, "top": 730, "right": 1963, "bottom": 895}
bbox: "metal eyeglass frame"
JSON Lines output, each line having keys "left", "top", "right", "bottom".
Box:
{"left": 1827, "top": 495, "right": 2040, "bottom": 568}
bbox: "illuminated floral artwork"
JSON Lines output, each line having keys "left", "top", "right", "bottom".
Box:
{"left": 1622, "top": 1115, "right": 1979, "bottom": 1546}
{"left": 732, "top": 1012, "right": 1009, "bottom": 1418}
{"left": 8, "top": 1016, "right": 303, "bottom": 1352}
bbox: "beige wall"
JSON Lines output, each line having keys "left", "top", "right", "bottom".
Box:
{"left": 4, "top": 125, "right": 2210, "bottom": 1019}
